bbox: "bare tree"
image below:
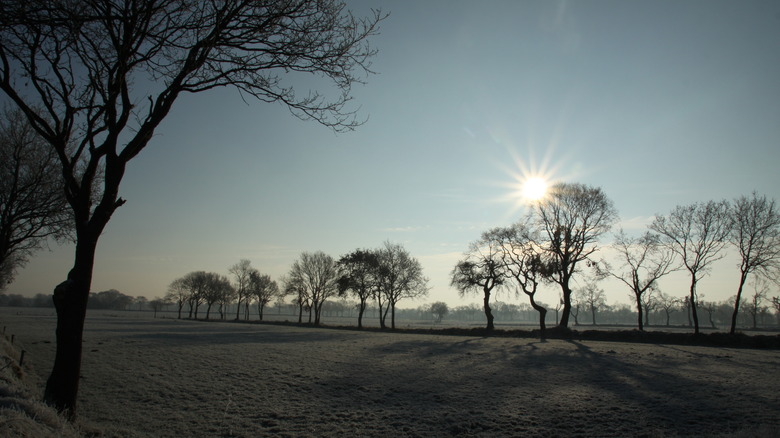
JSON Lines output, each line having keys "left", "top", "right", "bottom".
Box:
{"left": 580, "top": 281, "right": 607, "bottom": 325}
{"left": 164, "top": 277, "right": 188, "bottom": 319}
{"left": 489, "top": 224, "right": 550, "bottom": 338}
{"left": 281, "top": 274, "right": 309, "bottom": 324}
{"left": 216, "top": 275, "right": 236, "bottom": 320}
{"left": 249, "top": 271, "right": 278, "bottom": 321}
{"left": 650, "top": 201, "right": 731, "bottom": 334}
{"left": 657, "top": 292, "right": 679, "bottom": 326}
{"left": 336, "top": 249, "right": 380, "bottom": 328}
{"left": 149, "top": 297, "right": 166, "bottom": 318}
{"left": 229, "top": 259, "right": 254, "bottom": 321}
{"left": 171, "top": 270, "right": 210, "bottom": 319}
{"left": 639, "top": 288, "right": 658, "bottom": 328}
{"left": 288, "top": 251, "right": 339, "bottom": 325}
{"left": 0, "top": 109, "right": 72, "bottom": 290}
{"left": 430, "top": 302, "right": 449, "bottom": 323}
{"left": 728, "top": 193, "right": 780, "bottom": 334}
{"left": 200, "top": 272, "right": 231, "bottom": 320}
{"left": 451, "top": 236, "right": 505, "bottom": 332}
{"left": 698, "top": 300, "right": 719, "bottom": 329}
{"left": 0, "top": 0, "right": 383, "bottom": 414}
{"left": 531, "top": 183, "right": 618, "bottom": 329}
{"left": 377, "top": 241, "right": 428, "bottom": 329}
{"left": 601, "top": 230, "right": 678, "bottom": 330}
{"left": 743, "top": 281, "right": 769, "bottom": 330}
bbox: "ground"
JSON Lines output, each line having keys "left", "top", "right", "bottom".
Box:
{"left": 1, "top": 308, "right": 779, "bottom": 437}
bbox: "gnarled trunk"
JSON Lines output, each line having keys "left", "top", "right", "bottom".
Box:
{"left": 44, "top": 229, "right": 99, "bottom": 417}
{"left": 558, "top": 283, "right": 572, "bottom": 328}
{"left": 483, "top": 290, "right": 494, "bottom": 331}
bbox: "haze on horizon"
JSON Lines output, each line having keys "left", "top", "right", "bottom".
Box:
{"left": 6, "top": 0, "right": 780, "bottom": 310}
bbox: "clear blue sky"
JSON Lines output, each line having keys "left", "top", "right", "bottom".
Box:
{"left": 10, "top": 0, "right": 780, "bottom": 308}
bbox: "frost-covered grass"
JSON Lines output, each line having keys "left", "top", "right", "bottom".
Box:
{"left": 2, "top": 308, "right": 779, "bottom": 437}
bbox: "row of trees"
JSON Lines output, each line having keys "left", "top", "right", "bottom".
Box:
{"left": 452, "top": 183, "right": 779, "bottom": 338}
{"left": 163, "top": 241, "right": 429, "bottom": 330}
{"left": 166, "top": 265, "right": 278, "bottom": 321}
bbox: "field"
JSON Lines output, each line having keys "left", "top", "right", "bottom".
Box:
{"left": 2, "top": 308, "right": 779, "bottom": 437}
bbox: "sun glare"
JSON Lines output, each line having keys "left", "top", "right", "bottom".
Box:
{"left": 522, "top": 177, "right": 548, "bottom": 201}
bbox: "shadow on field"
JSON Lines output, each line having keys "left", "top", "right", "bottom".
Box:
{"left": 298, "top": 336, "right": 776, "bottom": 437}
{"left": 121, "top": 322, "right": 371, "bottom": 347}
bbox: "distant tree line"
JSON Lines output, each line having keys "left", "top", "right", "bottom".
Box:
{"left": 451, "top": 183, "right": 780, "bottom": 337}
{"left": 0, "top": 289, "right": 148, "bottom": 311}
{"left": 162, "top": 241, "right": 428, "bottom": 330}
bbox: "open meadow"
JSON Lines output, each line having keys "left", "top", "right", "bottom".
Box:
{"left": 2, "top": 307, "right": 779, "bottom": 437}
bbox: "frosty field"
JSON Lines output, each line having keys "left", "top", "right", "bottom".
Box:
{"left": 2, "top": 308, "right": 779, "bottom": 437}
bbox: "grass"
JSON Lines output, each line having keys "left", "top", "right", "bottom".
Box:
{"left": 2, "top": 308, "right": 780, "bottom": 437}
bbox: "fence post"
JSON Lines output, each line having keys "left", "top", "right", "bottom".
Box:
{"left": 19, "top": 350, "right": 25, "bottom": 367}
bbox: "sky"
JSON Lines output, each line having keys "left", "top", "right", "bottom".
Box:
{"left": 8, "top": 0, "right": 780, "bottom": 309}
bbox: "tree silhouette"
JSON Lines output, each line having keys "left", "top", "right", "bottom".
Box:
{"left": 0, "top": 109, "right": 72, "bottom": 290}
{"left": 288, "top": 251, "right": 339, "bottom": 325}
{"left": 728, "top": 193, "right": 780, "bottom": 334}
{"left": 650, "top": 200, "right": 731, "bottom": 334}
{"left": 377, "top": 241, "right": 428, "bottom": 329}
{"left": 0, "top": 0, "right": 383, "bottom": 415}
{"left": 487, "top": 224, "right": 550, "bottom": 339}
{"left": 451, "top": 235, "right": 505, "bottom": 332}
{"left": 337, "top": 249, "right": 380, "bottom": 328}
{"left": 600, "top": 230, "right": 678, "bottom": 331}
{"left": 249, "top": 271, "right": 278, "bottom": 321}
{"left": 229, "top": 260, "right": 254, "bottom": 321}
{"left": 430, "top": 302, "right": 448, "bottom": 323}
{"left": 531, "top": 183, "right": 617, "bottom": 329}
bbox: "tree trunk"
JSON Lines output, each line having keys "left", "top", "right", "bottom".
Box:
{"left": 391, "top": 303, "right": 396, "bottom": 330}
{"left": 528, "top": 296, "right": 547, "bottom": 340}
{"left": 635, "top": 292, "right": 644, "bottom": 331}
{"left": 235, "top": 297, "right": 242, "bottom": 320}
{"left": 482, "top": 290, "right": 494, "bottom": 331}
{"left": 258, "top": 303, "right": 265, "bottom": 321}
{"left": 378, "top": 299, "right": 388, "bottom": 329}
{"left": 730, "top": 269, "right": 749, "bottom": 334}
{"left": 689, "top": 276, "right": 700, "bottom": 334}
{"left": 357, "top": 300, "right": 366, "bottom": 328}
{"left": 44, "top": 231, "right": 99, "bottom": 417}
{"left": 177, "top": 302, "right": 183, "bottom": 319}
{"left": 558, "top": 283, "right": 572, "bottom": 328}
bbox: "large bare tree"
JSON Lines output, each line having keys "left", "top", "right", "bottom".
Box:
{"left": 0, "top": 108, "right": 72, "bottom": 289}
{"left": 600, "top": 230, "right": 678, "bottom": 331}
{"left": 288, "top": 251, "right": 339, "bottom": 325}
{"left": 487, "top": 224, "right": 550, "bottom": 338}
{"left": 248, "top": 270, "right": 278, "bottom": 321}
{"left": 377, "top": 241, "right": 428, "bottom": 329}
{"left": 650, "top": 200, "right": 731, "bottom": 334}
{"left": 728, "top": 193, "right": 780, "bottom": 334}
{"left": 531, "top": 183, "right": 618, "bottom": 329}
{"left": 451, "top": 235, "right": 506, "bottom": 332}
{"left": 229, "top": 259, "right": 253, "bottom": 321}
{"left": 0, "top": 0, "right": 383, "bottom": 415}
{"left": 336, "top": 248, "right": 380, "bottom": 328}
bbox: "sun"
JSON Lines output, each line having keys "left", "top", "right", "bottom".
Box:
{"left": 522, "top": 177, "right": 548, "bottom": 201}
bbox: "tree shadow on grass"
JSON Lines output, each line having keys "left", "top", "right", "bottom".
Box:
{"left": 299, "top": 336, "right": 779, "bottom": 437}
